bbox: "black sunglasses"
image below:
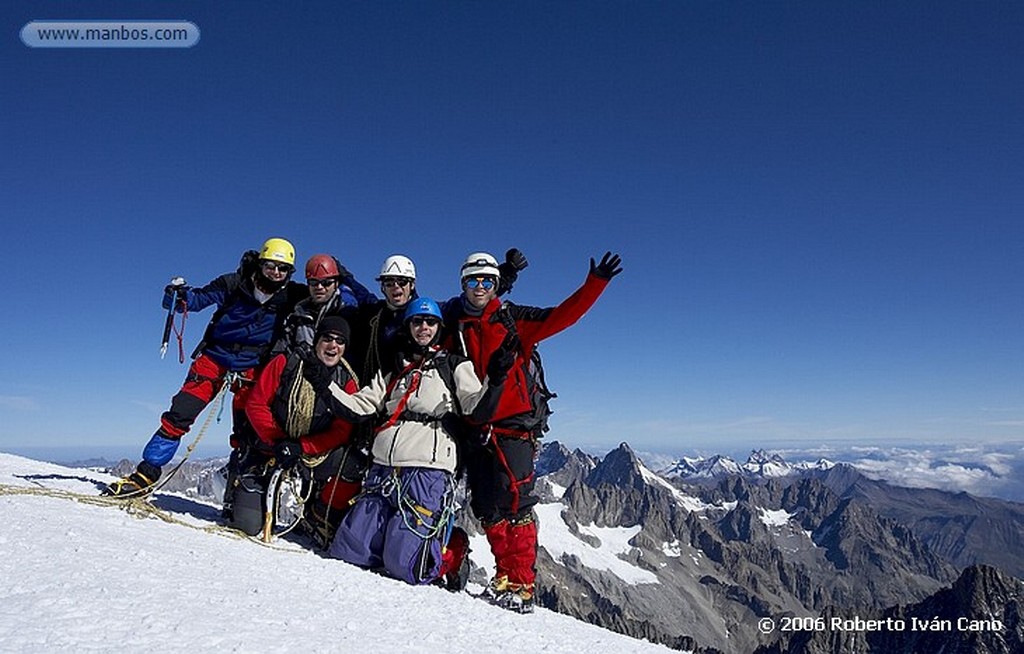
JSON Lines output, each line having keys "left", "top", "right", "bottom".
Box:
{"left": 262, "top": 261, "right": 293, "bottom": 273}
{"left": 308, "top": 278, "right": 337, "bottom": 288}
{"left": 410, "top": 316, "right": 440, "bottom": 327}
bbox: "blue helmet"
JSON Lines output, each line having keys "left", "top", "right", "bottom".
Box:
{"left": 403, "top": 297, "right": 442, "bottom": 324}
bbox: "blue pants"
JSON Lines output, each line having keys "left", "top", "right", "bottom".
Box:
{"left": 328, "top": 464, "right": 451, "bottom": 585}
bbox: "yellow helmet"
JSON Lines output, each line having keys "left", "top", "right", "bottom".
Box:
{"left": 259, "top": 238, "right": 295, "bottom": 265}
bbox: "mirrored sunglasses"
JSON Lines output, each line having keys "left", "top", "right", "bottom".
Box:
{"left": 464, "top": 277, "right": 495, "bottom": 290}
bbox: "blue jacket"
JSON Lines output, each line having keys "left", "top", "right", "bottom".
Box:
{"left": 164, "top": 272, "right": 308, "bottom": 371}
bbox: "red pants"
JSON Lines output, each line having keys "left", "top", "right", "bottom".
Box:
{"left": 159, "top": 353, "right": 256, "bottom": 447}
{"left": 483, "top": 516, "right": 538, "bottom": 587}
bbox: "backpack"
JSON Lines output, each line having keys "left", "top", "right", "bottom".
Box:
{"left": 494, "top": 303, "right": 557, "bottom": 436}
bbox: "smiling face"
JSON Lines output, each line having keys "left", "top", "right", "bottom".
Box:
{"left": 315, "top": 332, "right": 346, "bottom": 366}
{"left": 261, "top": 260, "right": 292, "bottom": 283}
{"left": 462, "top": 275, "right": 498, "bottom": 310}
{"left": 380, "top": 276, "right": 415, "bottom": 309}
{"left": 408, "top": 315, "right": 440, "bottom": 347}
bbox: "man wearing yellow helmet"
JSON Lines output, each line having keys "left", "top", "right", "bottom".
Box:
{"left": 104, "top": 238, "right": 309, "bottom": 509}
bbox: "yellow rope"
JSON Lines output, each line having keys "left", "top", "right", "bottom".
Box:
{"left": 107, "top": 378, "right": 233, "bottom": 501}
{"left": 285, "top": 360, "right": 316, "bottom": 439}
{"left": 0, "top": 482, "right": 301, "bottom": 552}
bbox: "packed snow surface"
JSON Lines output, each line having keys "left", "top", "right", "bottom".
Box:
{"left": 0, "top": 453, "right": 672, "bottom": 653}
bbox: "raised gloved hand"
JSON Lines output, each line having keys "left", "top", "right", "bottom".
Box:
{"left": 497, "top": 248, "right": 528, "bottom": 296}
{"left": 505, "top": 248, "right": 529, "bottom": 272}
{"left": 273, "top": 440, "right": 302, "bottom": 469}
{"left": 297, "top": 345, "right": 333, "bottom": 392}
{"left": 486, "top": 332, "right": 519, "bottom": 384}
{"left": 164, "top": 276, "right": 189, "bottom": 295}
{"left": 332, "top": 256, "right": 351, "bottom": 280}
{"left": 589, "top": 252, "right": 623, "bottom": 280}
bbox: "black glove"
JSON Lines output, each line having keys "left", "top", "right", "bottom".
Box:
{"left": 473, "top": 428, "right": 493, "bottom": 447}
{"left": 297, "top": 345, "right": 333, "bottom": 392}
{"left": 497, "top": 248, "right": 529, "bottom": 296}
{"left": 237, "top": 249, "right": 260, "bottom": 276}
{"left": 164, "top": 276, "right": 189, "bottom": 296}
{"left": 333, "top": 256, "right": 351, "bottom": 280}
{"left": 486, "top": 332, "right": 519, "bottom": 384}
{"left": 590, "top": 251, "right": 623, "bottom": 280}
{"left": 273, "top": 440, "right": 302, "bottom": 469}
{"left": 505, "top": 248, "right": 529, "bottom": 272}
{"left": 338, "top": 445, "right": 370, "bottom": 483}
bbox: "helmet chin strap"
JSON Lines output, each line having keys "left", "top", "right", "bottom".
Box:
{"left": 254, "top": 271, "right": 287, "bottom": 294}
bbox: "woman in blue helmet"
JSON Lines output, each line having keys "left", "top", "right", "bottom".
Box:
{"left": 300, "top": 297, "right": 516, "bottom": 586}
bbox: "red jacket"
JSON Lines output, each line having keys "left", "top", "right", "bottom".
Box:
{"left": 444, "top": 272, "right": 609, "bottom": 427}
{"left": 247, "top": 353, "right": 359, "bottom": 455}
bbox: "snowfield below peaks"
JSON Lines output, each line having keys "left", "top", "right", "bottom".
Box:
{"left": 0, "top": 453, "right": 673, "bottom": 653}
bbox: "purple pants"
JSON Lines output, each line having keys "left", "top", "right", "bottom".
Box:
{"left": 328, "top": 464, "right": 451, "bottom": 585}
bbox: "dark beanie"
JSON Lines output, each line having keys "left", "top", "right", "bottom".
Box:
{"left": 315, "top": 315, "right": 350, "bottom": 344}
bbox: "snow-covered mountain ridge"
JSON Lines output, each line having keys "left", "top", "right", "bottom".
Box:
{"left": 657, "top": 449, "right": 834, "bottom": 480}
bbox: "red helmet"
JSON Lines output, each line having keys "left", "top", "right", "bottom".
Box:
{"left": 305, "top": 254, "right": 340, "bottom": 280}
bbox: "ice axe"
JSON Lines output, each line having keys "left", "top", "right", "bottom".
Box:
{"left": 160, "top": 277, "right": 187, "bottom": 359}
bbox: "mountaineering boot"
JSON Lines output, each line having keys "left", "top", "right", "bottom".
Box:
{"left": 495, "top": 583, "right": 535, "bottom": 614}
{"left": 480, "top": 574, "right": 510, "bottom": 603}
{"left": 436, "top": 527, "right": 470, "bottom": 592}
{"left": 218, "top": 447, "right": 248, "bottom": 522}
{"left": 102, "top": 461, "right": 162, "bottom": 497}
{"left": 301, "top": 498, "right": 344, "bottom": 550}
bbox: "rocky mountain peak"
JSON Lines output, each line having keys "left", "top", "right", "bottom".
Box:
{"left": 585, "top": 442, "right": 646, "bottom": 490}
{"left": 535, "top": 441, "right": 598, "bottom": 491}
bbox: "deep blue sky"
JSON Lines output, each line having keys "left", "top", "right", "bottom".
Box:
{"left": 3, "top": 1, "right": 1023, "bottom": 461}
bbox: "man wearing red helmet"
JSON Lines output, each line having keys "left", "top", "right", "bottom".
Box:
{"left": 272, "top": 253, "right": 375, "bottom": 357}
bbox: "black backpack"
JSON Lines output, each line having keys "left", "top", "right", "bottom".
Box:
{"left": 493, "top": 303, "right": 557, "bottom": 436}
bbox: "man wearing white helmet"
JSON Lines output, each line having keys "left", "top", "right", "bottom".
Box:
{"left": 346, "top": 252, "right": 527, "bottom": 382}
{"left": 442, "top": 249, "right": 623, "bottom": 613}
{"left": 344, "top": 254, "right": 420, "bottom": 383}
{"left": 104, "top": 238, "right": 310, "bottom": 501}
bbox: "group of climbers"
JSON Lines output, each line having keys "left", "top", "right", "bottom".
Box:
{"left": 104, "top": 237, "right": 623, "bottom": 614}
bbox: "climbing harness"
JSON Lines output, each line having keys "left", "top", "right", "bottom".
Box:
{"left": 485, "top": 426, "right": 535, "bottom": 516}
{"left": 376, "top": 360, "right": 425, "bottom": 433}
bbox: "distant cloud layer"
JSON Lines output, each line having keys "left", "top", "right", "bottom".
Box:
{"left": 788, "top": 443, "right": 1024, "bottom": 502}
{"left": 633, "top": 441, "right": 1024, "bottom": 503}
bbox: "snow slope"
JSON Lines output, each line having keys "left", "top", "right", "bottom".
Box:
{"left": 0, "top": 453, "right": 672, "bottom": 653}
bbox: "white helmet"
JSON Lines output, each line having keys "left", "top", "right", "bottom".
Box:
{"left": 460, "top": 252, "right": 500, "bottom": 280}
{"left": 377, "top": 255, "right": 416, "bottom": 281}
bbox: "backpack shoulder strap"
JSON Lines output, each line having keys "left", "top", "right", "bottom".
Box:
{"left": 430, "top": 351, "right": 463, "bottom": 415}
